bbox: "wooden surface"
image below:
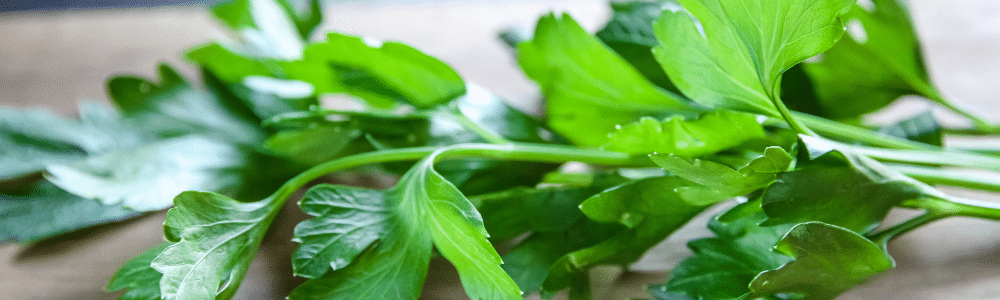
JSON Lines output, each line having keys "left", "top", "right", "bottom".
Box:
{"left": 2, "top": 1, "right": 1000, "bottom": 299}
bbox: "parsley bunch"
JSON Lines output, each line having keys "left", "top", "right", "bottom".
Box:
{"left": 4, "top": 0, "right": 1000, "bottom": 299}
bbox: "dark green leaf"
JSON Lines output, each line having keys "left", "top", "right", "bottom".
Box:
{"left": 878, "top": 111, "right": 943, "bottom": 146}
{"left": 544, "top": 176, "right": 707, "bottom": 293}
{"left": 747, "top": 222, "right": 894, "bottom": 300}
{"left": 152, "top": 191, "right": 278, "bottom": 300}
{"left": 0, "top": 182, "right": 138, "bottom": 243}
{"left": 107, "top": 64, "right": 264, "bottom": 145}
{"left": 650, "top": 146, "right": 792, "bottom": 205}
{"left": 471, "top": 177, "right": 629, "bottom": 294}
{"left": 284, "top": 33, "right": 466, "bottom": 108}
{"left": 289, "top": 156, "right": 521, "bottom": 299}
{"left": 652, "top": 0, "right": 855, "bottom": 116}
{"left": 107, "top": 242, "right": 173, "bottom": 300}
{"left": 803, "top": 0, "right": 940, "bottom": 118}
{"left": 0, "top": 103, "right": 143, "bottom": 181}
{"left": 602, "top": 110, "right": 766, "bottom": 156}
{"left": 650, "top": 200, "right": 794, "bottom": 300}
{"left": 519, "top": 13, "right": 697, "bottom": 147}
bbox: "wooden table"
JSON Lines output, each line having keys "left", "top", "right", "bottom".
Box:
{"left": 2, "top": 1, "right": 1000, "bottom": 299}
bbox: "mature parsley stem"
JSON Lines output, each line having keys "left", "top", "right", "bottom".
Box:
{"left": 794, "top": 112, "right": 937, "bottom": 151}
{"left": 866, "top": 213, "right": 945, "bottom": 246}
{"left": 917, "top": 84, "right": 1000, "bottom": 134}
{"left": 441, "top": 106, "right": 511, "bottom": 144}
{"left": 849, "top": 144, "right": 1000, "bottom": 173}
{"left": 771, "top": 95, "right": 817, "bottom": 136}
{"left": 267, "top": 143, "right": 646, "bottom": 210}
{"left": 887, "top": 163, "right": 1000, "bottom": 192}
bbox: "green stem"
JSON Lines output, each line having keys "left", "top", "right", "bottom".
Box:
{"left": 919, "top": 85, "right": 1000, "bottom": 134}
{"left": 906, "top": 196, "right": 1000, "bottom": 221}
{"left": 441, "top": 106, "right": 511, "bottom": 144}
{"left": 866, "top": 213, "right": 945, "bottom": 246}
{"left": 795, "top": 112, "right": 937, "bottom": 151}
{"left": 771, "top": 95, "right": 817, "bottom": 136}
{"left": 267, "top": 143, "right": 646, "bottom": 210}
{"left": 886, "top": 163, "right": 1000, "bottom": 192}
{"left": 848, "top": 144, "right": 1000, "bottom": 173}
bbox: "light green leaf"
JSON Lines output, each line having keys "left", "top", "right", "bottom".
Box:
{"left": 152, "top": 192, "right": 277, "bottom": 300}
{"left": 650, "top": 146, "right": 792, "bottom": 205}
{"left": 283, "top": 33, "right": 466, "bottom": 108}
{"left": 46, "top": 136, "right": 247, "bottom": 212}
{"left": 107, "top": 242, "right": 173, "bottom": 300}
{"left": 211, "top": 0, "right": 313, "bottom": 60}
{"left": 596, "top": 0, "right": 684, "bottom": 92}
{"left": 519, "top": 13, "right": 697, "bottom": 147}
{"left": 289, "top": 156, "right": 522, "bottom": 299}
{"left": 652, "top": 0, "right": 855, "bottom": 115}
{"left": 803, "top": 0, "right": 940, "bottom": 118}
{"left": 602, "top": 110, "right": 766, "bottom": 156}
{"left": 748, "top": 222, "right": 894, "bottom": 299}
{"left": 0, "top": 182, "right": 138, "bottom": 243}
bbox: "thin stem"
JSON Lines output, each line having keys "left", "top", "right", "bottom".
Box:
{"left": 266, "top": 143, "right": 647, "bottom": 211}
{"left": 848, "top": 144, "right": 1000, "bottom": 173}
{"left": 795, "top": 112, "right": 937, "bottom": 151}
{"left": 771, "top": 95, "right": 817, "bottom": 136}
{"left": 866, "top": 213, "right": 945, "bottom": 246}
{"left": 904, "top": 196, "right": 1000, "bottom": 221}
{"left": 886, "top": 163, "right": 1000, "bottom": 192}
{"left": 441, "top": 106, "right": 511, "bottom": 144}
{"left": 920, "top": 86, "right": 1000, "bottom": 134}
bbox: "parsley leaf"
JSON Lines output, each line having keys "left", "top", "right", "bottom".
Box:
{"left": 283, "top": 32, "right": 467, "bottom": 108}
{"left": 288, "top": 155, "right": 521, "bottom": 299}
{"left": 652, "top": 0, "right": 855, "bottom": 116}
{"left": 650, "top": 146, "right": 792, "bottom": 205}
{"left": 602, "top": 110, "right": 766, "bottom": 156}
{"left": 596, "top": 0, "right": 685, "bottom": 93}
{"left": 746, "top": 222, "right": 894, "bottom": 299}
{"left": 152, "top": 191, "right": 277, "bottom": 300}
{"left": 0, "top": 182, "right": 138, "bottom": 243}
{"left": 802, "top": 0, "right": 939, "bottom": 118}
{"left": 106, "top": 242, "right": 173, "bottom": 300}
{"left": 519, "top": 13, "right": 697, "bottom": 147}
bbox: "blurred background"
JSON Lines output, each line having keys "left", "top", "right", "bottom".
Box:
{"left": 2, "top": 0, "right": 1000, "bottom": 299}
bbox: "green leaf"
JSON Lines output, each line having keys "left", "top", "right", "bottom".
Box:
{"left": 650, "top": 146, "right": 792, "bottom": 205}
{"left": 878, "top": 111, "right": 943, "bottom": 146}
{"left": 652, "top": 0, "right": 855, "bottom": 116}
{"left": 284, "top": 32, "right": 466, "bottom": 108}
{"left": 544, "top": 176, "right": 707, "bottom": 293}
{"left": 107, "top": 242, "right": 173, "bottom": 300}
{"left": 519, "top": 13, "right": 697, "bottom": 147}
{"left": 747, "top": 222, "right": 894, "bottom": 300}
{"left": 186, "top": 43, "right": 272, "bottom": 83}
{"left": 0, "top": 103, "right": 143, "bottom": 181}
{"left": 210, "top": 0, "right": 316, "bottom": 59}
{"left": 602, "top": 110, "right": 766, "bottom": 156}
{"left": 45, "top": 136, "right": 248, "bottom": 212}
{"left": 152, "top": 191, "right": 278, "bottom": 300}
{"left": 760, "top": 136, "right": 929, "bottom": 233}
{"left": 0, "top": 182, "right": 138, "bottom": 243}
{"left": 596, "top": 0, "right": 684, "bottom": 93}
{"left": 471, "top": 177, "right": 628, "bottom": 294}
{"left": 289, "top": 156, "right": 522, "bottom": 300}
{"left": 802, "top": 0, "right": 939, "bottom": 118}
{"left": 107, "top": 64, "right": 264, "bottom": 145}
{"left": 650, "top": 200, "right": 794, "bottom": 300}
